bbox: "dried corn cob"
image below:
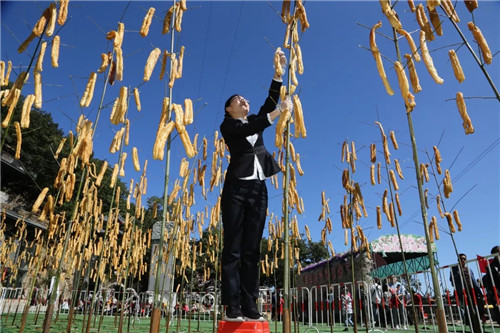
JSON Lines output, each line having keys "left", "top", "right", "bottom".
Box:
{"left": 448, "top": 50, "right": 464, "bottom": 83}
{"left": 441, "top": 0, "right": 460, "bottom": 22}
{"left": 97, "top": 52, "right": 110, "bottom": 74}
{"left": 1, "top": 89, "right": 21, "bottom": 128}
{"left": 132, "top": 147, "right": 140, "bottom": 171}
{"left": 95, "top": 161, "right": 108, "bottom": 187}
{"left": 436, "top": 195, "right": 444, "bottom": 218}
{"left": 408, "top": 0, "right": 416, "bottom": 12}
{"left": 464, "top": 0, "right": 478, "bottom": 12}
{"left": 281, "top": 0, "right": 291, "bottom": 23}
{"left": 389, "top": 131, "right": 399, "bottom": 150}
{"left": 293, "top": 95, "right": 306, "bottom": 138}
{"left": 57, "top": 0, "right": 69, "bottom": 26}
{"left": 32, "top": 187, "right": 49, "bottom": 212}
{"left": 433, "top": 146, "right": 442, "bottom": 174}
{"left": 163, "top": 5, "right": 174, "bottom": 34}
{"left": 377, "top": 162, "right": 381, "bottom": 184}
{"left": 389, "top": 169, "right": 399, "bottom": 191}
{"left": 370, "top": 21, "right": 394, "bottom": 95}
{"left": 140, "top": 7, "right": 155, "bottom": 37}
{"left": 428, "top": 5, "right": 443, "bottom": 36}
{"left": 51, "top": 35, "right": 60, "bottom": 68}
{"left": 144, "top": 48, "right": 161, "bottom": 81}
{"left": 34, "top": 72, "right": 42, "bottom": 108}
{"left": 176, "top": 46, "right": 185, "bottom": 80}
{"left": 416, "top": 4, "right": 434, "bottom": 41}
{"left": 394, "top": 159, "right": 404, "bottom": 179}
{"left": 115, "top": 47, "right": 123, "bottom": 81}
{"left": 443, "top": 169, "right": 453, "bottom": 198}
{"left": 467, "top": 22, "right": 491, "bottom": 65}
{"left": 455, "top": 92, "right": 474, "bottom": 134}
{"left": 420, "top": 31, "right": 444, "bottom": 84}
{"left": 394, "top": 61, "right": 416, "bottom": 113}
{"left": 35, "top": 41, "right": 47, "bottom": 72}
{"left": 404, "top": 54, "right": 422, "bottom": 94}
{"left": 453, "top": 209, "right": 462, "bottom": 232}
{"left": 445, "top": 212, "right": 455, "bottom": 233}
{"left": 398, "top": 29, "right": 421, "bottom": 62}
{"left": 184, "top": 98, "right": 193, "bottom": 125}
{"left": 45, "top": 3, "right": 56, "bottom": 37}
{"left": 370, "top": 164, "right": 376, "bottom": 185}
{"left": 14, "top": 122, "right": 22, "bottom": 159}
{"left": 54, "top": 137, "right": 66, "bottom": 159}
{"left": 133, "top": 87, "right": 141, "bottom": 111}
{"left": 80, "top": 72, "right": 97, "bottom": 108}
{"left": 395, "top": 193, "right": 402, "bottom": 216}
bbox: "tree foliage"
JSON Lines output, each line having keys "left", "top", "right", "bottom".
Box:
{"left": 1, "top": 88, "right": 129, "bottom": 214}
{"left": 1, "top": 89, "right": 68, "bottom": 203}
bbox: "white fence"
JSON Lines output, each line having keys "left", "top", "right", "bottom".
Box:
{"left": 1, "top": 253, "right": 498, "bottom": 333}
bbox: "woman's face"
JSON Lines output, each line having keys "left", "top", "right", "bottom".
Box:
{"left": 226, "top": 95, "right": 249, "bottom": 119}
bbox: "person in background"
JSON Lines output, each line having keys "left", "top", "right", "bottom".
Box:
{"left": 450, "top": 253, "right": 485, "bottom": 325}
{"left": 342, "top": 289, "right": 354, "bottom": 331}
{"left": 220, "top": 49, "right": 292, "bottom": 322}
{"left": 371, "top": 278, "right": 383, "bottom": 326}
{"left": 388, "top": 275, "right": 407, "bottom": 330}
{"left": 483, "top": 246, "right": 500, "bottom": 325}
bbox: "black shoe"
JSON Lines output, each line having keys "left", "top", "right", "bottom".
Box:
{"left": 343, "top": 328, "right": 349, "bottom": 331}
{"left": 224, "top": 305, "right": 244, "bottom": 322}
{"left": 242, "top": 307, "right": 265, "bottom": 321}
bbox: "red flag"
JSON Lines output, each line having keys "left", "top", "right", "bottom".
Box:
{"left": 477, "top": 255, "right": 489, "bottom": 273}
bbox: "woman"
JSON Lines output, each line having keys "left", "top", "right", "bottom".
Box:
{"left": 220, "top": 49, "right": 292, "bottom": 322}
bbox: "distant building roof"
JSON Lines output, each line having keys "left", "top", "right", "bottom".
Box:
{"left": 371, "top": 234, "right": 437, "bottom": 254}
{"left": 2, "top": 208, "right": 47, "bottom": 230}
{"left": 1, "top": 151, "right": 27, "bottom": 174}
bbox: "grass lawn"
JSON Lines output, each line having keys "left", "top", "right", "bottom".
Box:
{"left": 1, "top": 314, "right": 497, "bottom": 333}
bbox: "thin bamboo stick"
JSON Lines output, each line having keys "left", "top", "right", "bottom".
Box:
{"left": 151, "top": 3, "right": 177, "bottom": 332}
{"left": 391, "top": 24, "right": 448, "bottom": 330}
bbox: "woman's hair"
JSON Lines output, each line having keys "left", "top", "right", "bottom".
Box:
{"left": 224, "top": 94, "right": 239, "bottom": 112}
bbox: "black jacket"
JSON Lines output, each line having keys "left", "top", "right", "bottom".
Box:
{"left": 220, "top": 79, "right": 282, "bottom": 180}
{"left": 483, "top": 258, "right": 500, "bottom": 298}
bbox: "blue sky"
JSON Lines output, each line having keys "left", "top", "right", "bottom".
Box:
{"left": 1, "top": 1, "right": 499, "bottom": 271}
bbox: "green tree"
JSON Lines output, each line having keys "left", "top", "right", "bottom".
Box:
{"left": 1, "top": 87, "right": 129, "bottom": 214}
{"left": 1, "top": 89, "right": 69, "bottom": 204}
{"left": 259, "top": 236, "right": 329, "bottom": 288}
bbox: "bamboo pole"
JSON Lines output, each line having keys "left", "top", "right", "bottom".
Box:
{"left": 281, "top": 13, "right": 299, "bottom": 333}
{"left": 19, "top": 241, "right": 45, "bottom": 333}
{"left": 118, "top": 218, "right": 136, "bottom": 333}
{"left": 347, "top": 183, "right": 358, "bottom": 333}
{"left": 66, "top": 266, "right": 82, "bottom": 333}
{"left": 42, "top": 168, "right": 86, "bottom": 333}
{"left": 213, "top": 166, "right": 222, "bottom": 332}
{"left": 42, "top": 24, "right": 116, "bottom": 331}
{"left": 150, "top": 3, "right": 177, "bottom": 332}
{"left": 424, "top": 149, "right": 482, "bottom": 332}
{"left": 84, "top": 125, "right": 128, "bottom": 333}
{"left": 377, "top": 17, "right": 449, "bottom": 331}
{"left": 380, "top": 138, "right": 420, "bottom": 333}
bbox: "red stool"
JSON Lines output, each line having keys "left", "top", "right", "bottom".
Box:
{"left": 217, "top": 320, "right": 270, "bottom": 333}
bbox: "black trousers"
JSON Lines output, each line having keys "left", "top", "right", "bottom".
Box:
{"left": 221, "top": 178, "right": 267, "bottom": 308}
